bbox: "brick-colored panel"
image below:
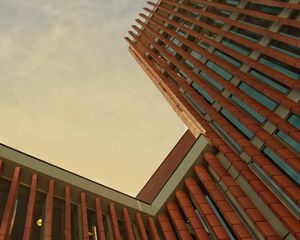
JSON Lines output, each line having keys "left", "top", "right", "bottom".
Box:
{"left": 137, "top": 130, "right": 196, "bottom": 203}
{"left": 198, "top": 121, "right": 300, "bottom": 237}
{"left": 148, "top": 217, "right": 160, "bottom": 240}
{"left": 166, "top": 202, "right": 193, "bottom": 240}
{"left": 122, "top": 208, "right": 135, "bottom": 240}
{"left": 184, "top": 177, "right": 230, "bottom": 239}
{"left": 80, "top": 192, "right": 89, "bottom": 240}
{"left": 136, "top": 212, "right": 148, "bottom": 240}
{"left": 157, "top": 214, "right": 177, "bottom": 240}
{"left": 175, "top": 190, "right": 210, "bottom": 240}
{"left": 109, "top": 202, "right": 121, "bottom": 240}
{"left": 95, "top": 197, "right": 106, "bottom": 240}
{"left": 0, "top": 167, "right": 20, "bottom": 240}
{"left": 22, "top": 173, "right": 38, "bottom": 240}
{"left": 149, "top": 1, "right": 300, "bottom": 71}
{"left": 137, "top": 8, "right": 300, "bottom": 175}
{"left": 192, "top": 0, "right": 300, "bottom": 28}
{"left": 65, "top": 185, "right": 71, "bottom": 240}
{"left": 44, "top": 179, "right": 54, "bottom": 240}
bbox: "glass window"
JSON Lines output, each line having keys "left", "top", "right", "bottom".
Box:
{"left": 269, "top": 40, "right": 300, "bottom": 59}
{"left": 212, "top": 121, "right": 243, "bottom": 153}
{"left": 191, "top": 82, "right": 215, "bottom": 104}
{"left": 52, "top": 198, "right": 65, "bottom": 239}
{"left": 199, "top": 71, "right": 224, "bottom": 91}
{"left": 195, "top": 209, "right": 210, "bottom": 233}
{"left": 239, "top": 82, "right": 278, "bottom": 111}
{"left": 251, "top": 162, "right": 300, "bottom": 216}
{"left": 185, "top": 59, "right": 195, "bottom": 69}
{"left": 191, "top": 50, "right": 202, "bottom": 60}
{"left": 279, "top": 26, "right": 300, "bottom": 40}
{"left": 288, "top": 114, "right": 300, "bottom": 130}
{"left": 237, "top": 14, "right": 272, "bottom": 29}
{"left": 205, "top": 195, "right": 236, "bottom": 240}
{"left": 183, "top": 93, "right": 206, "bottom": 116}
{"left": 259, "top": 55, "right": 300, "bottom": 80}
{"left": 196, "top": 39, "right": 209, "bottom": 49}
{"left": 230, "top": 27, "right": 262, "bottom": 42}
{"left": 276, "top": 130, "right": 300, "bottom": 154}
{"left": 221, "top": 0, "right": 240, "bottom": 6}
{"left": 221, "top": 108, "right": 254, "bottom": 139}
{"left": 32, "top": 191, "right": 47, "bottom": 239}
{"left": 177, "top": 70, "right": 188, "bottom": 80}
{"left": 0, "top": 178, "right": 10, "bottom": 221}
{"left": 206, "top": 60, "right": 232, "bottom": 81}
{"left": 249, "top": 69, "right": 290, "bottom": 94}
{"left": 166, "top": 46, "right": 175, "bottom": 54}
{"left": 230, "top": 95, "right": 266, "bottom": 123}
{"left": 214, "top": 50, "right": 242, "bottom": 67}
{"left": 246, "top": 3, "right": 282, "bottom": 15}
{"left": 212, "top": 19, "right": 225, "bottom": 28}
{"left": 221, "top": 38, "right": 251, "bottom": 56}
{"left": 262, "top": 147, "right": 300, "bottom": 185}
{"left": 6, "top": 185, "right": 29, "bottom": 239}
{"left": 176, "top": 28, "right": 186, "bottom": 36}
{"left": 171, "top": 38, "right": 180, "bottom": 46}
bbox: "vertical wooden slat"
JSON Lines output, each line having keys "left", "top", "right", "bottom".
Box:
{"left": 148, "top": 217, "right": 160, "bottom": 240}
{"left": 80, "top": 192, "right": 89, "bottom": 240}
{"left": 44, "top": 179, "right": 54, "bottom": 240}
{"left": 122, "top": 208, "right": 135, "bottom": 240}
{"left": 22, "top": 173, "right": 38, "bottom": 240}
{"left": 95, "top": 197, "right": 106, "bottom": 240}
{"left": 0, "top": 166, "right": 20, "bottom": 240}
{"left": 136, "top": 213, "right": 148, "bottom": 240}
{"left": 109, "top": 202, "right": 121, "bottom": 240}
{"left": 65, "top": 185, "right": 71, "bottom": 240}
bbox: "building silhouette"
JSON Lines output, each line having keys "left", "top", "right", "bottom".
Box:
{"left": 1, "top": 0, "right": 300, "bottom": 239}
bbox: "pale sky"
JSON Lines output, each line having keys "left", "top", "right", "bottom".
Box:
{"left": 0, "top": 0, "right": 186, "bottom": 196}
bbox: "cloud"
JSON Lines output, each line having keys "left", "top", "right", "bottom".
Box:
{"left": 0, "top": 0, "right": 186, "bottom": 196}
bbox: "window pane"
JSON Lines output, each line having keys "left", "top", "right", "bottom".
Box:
{"left": 191, "top": 50, "right": 202, "bottom": 60}
{"left": 288, "top": 114, "right": 300, "bottom": 130}
{"left": 249, "top": 69, "right": 290, "bottom": 94}
{"left": 221, "top": 108, "right": 254, "bottom": 139}
{"left": 206, "top": 60, "right": 232, "bottom": 80}
{"left": 221, "top": 39, "right": 251, "bottom": 56}
{"left": 276, "top": 130, "right": 300, "bottom": 154}
{"left": 212, "top": 121, "right": 242, "bottom": 153}
{"left": 192, "top": 82, "right": 215, "bottom": 104}
{"left": 239, "top": 82, "right": 277, "bottom": 111}
{"left": 214, "top": 50, "right": 242, "bottom": 67}
{"left": 230, "top": 95, "right": 266, "bottom": 123}
{"left": 262, "top": 147, "right": 300, "bottom": 185}
{"left": 259, "top": 56, "right": 300, "bottom": 80}
{"left": 230, "top": 27, "right": 262, "bottom": 42}
{"left": 199, "top": 71, "right": 224, "bottom": 91}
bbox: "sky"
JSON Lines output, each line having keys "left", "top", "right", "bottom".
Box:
{"left": 0, "top": 0, "right": 186, "bottom": 196}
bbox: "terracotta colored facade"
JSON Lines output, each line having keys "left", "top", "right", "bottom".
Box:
{"left": 0, "top": 0, "right": 300, "bottom": 239}
{"left": 125, "top": 0, "right": 300, "bottom": 239}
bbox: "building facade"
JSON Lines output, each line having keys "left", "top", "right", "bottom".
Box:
{"left": 0, "top": 0, "right": 300, "bottom": 240}
{"left": 125, "top": 0, "right": 300, "bottom": 239}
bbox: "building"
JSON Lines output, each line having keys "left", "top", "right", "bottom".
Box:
{"left": 0, "top": 0, "right": 299, "bottom": 240}
{"left": 125, "top": 0, "right": 300, "bottom": 239}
